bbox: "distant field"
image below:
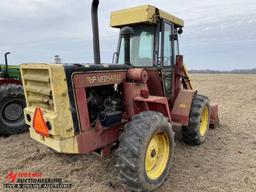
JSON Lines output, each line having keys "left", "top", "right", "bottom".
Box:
{"left": 189, "top": 69, "right": 256, "bottom": 74}
{"left": 0, "top": 74, "right": 255, "bottom": 192}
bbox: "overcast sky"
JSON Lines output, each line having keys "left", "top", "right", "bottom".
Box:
{"left": 0, "top": 0, "right": 256, "bottom": 70}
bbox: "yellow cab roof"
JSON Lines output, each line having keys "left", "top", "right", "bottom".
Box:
{"left": 110, "top": 4, "right": 184, "bottom": 28}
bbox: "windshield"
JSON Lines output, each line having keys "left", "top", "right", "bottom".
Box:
{"left": 118, "top": 25, "right": 154, "bottom": 67}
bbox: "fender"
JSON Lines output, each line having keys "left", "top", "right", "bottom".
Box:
{"left": 0, "top": 79, "right": 21, "bottom": 86}
{"left": 134, "top": 96, "right": 172, "bottom": 121}
{"left": 171, "top": 89, "right": 197, "bottom": 126}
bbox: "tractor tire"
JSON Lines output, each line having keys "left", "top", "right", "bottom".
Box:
{"left": 182, "top": 94, "right": 210, "bottom": 145}
{"left": 116, "top": 111, "right": 175, "bottom": 192}
{"left": 0, "top": 84, "right": 28, "bottom": 136}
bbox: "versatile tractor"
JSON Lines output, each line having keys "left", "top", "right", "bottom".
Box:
{"left": 0, "top": 52, "right": 27, "bottom": 135}
{"left": 20, "top": 1, "right": 219, "bottom": 191}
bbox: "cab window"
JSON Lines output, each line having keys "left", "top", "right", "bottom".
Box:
{"left": 118, "top": 25, "right": 154, "bottom": 67}
{"left": 173, "top": 29, "right": 180, "bottom": 65}
{"left": 163, "top": 23, "right": 173, "bottom": 66}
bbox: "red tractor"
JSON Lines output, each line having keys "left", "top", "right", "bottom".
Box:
{"left": 20, "top": 1, "right": 219, "bottom": 191}
{"left": 0, "top": 52, "right": 27, "bottom": 135}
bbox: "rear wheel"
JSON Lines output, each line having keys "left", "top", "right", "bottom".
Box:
{"left": 0, "top": 84, "right": 28, "bottom": 136}
{"left": 182, "top": 94, "right": 210, "bottom": 145}
{"left": 116, "top": 111, "right": 175, "bottom": 192}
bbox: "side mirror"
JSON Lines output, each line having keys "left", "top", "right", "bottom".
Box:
{"left": 178, "top": 28, "right": 183, "bottom": 35}
{"left": 120, "top": 27, "right": 134, "bottom": 65}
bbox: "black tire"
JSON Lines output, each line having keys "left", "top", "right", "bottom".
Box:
{"left": 116, "top": 111, "right": 175, "bottom": 192}
{"left": 0, "top": 84, "right": 28, "bottom": 136}
{"left": 182, "top": 94, "right": 210, "bottom": 145}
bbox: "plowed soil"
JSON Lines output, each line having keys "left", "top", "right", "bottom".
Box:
{"left": 0, "top": 74, "right": 256, "bottom": 192}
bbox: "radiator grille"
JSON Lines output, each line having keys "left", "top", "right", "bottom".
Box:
{"left": 22, "top": 68, "right": 54, "bottom": 111}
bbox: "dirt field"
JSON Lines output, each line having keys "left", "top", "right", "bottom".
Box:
{"left": 0, "top": 74, "right": 256, "bottom": 192}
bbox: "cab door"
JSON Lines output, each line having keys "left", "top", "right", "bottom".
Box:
{"left": 160, "top": 21, "right": 175, "bottom": 99}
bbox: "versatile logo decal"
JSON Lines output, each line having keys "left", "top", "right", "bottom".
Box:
{"left": 87, "top": 74, "right": 121, "bottom": 84}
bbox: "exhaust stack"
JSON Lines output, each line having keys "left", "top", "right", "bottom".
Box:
{"left": 4, "top": 52, "right": 11, "bottom": 76}
{"left": 120, "top": 27, "right": 134, "bottom": 65}
{"left": 91, "top": 0, "right": 101, "bottom": 64}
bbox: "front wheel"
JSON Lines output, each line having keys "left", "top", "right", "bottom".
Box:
{"left": 182, "top": 94, "right": 210, "bottom": 145}
{"left": 116, "top": 111, "right": 175, "bottom": 192}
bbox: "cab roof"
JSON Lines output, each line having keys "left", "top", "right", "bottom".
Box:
{"left": 110, "top": 4, "right": 184, "bottom": 28}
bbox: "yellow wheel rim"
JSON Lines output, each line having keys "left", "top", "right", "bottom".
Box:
{"left": 145, "top": 133, "right": 170, "bottom": 180}
{"left": 199, "top": 106, "right": 209, "bottom": 137}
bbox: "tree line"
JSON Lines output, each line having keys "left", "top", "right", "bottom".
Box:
{"left": 189, "top": 68, "right": 256, "bottom": 74}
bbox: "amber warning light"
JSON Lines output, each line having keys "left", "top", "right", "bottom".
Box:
{"left": 33, "top": 108, "right": 49, "bottom": 137}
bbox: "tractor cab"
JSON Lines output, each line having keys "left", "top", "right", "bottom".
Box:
{"left": 111, "top": 5, "right": 189, "bottom": 100}
{"left": 111, "top": 5, "right": 184, "bottom": 68}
